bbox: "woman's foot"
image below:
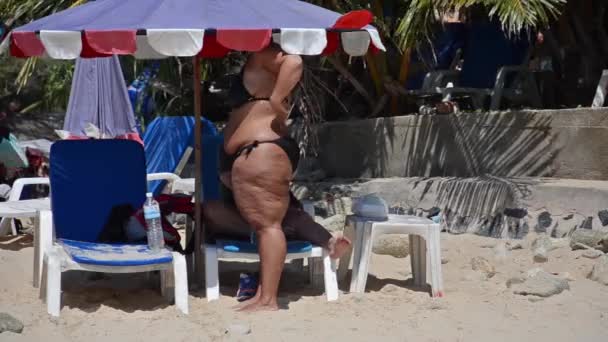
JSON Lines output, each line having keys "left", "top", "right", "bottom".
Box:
{"left": 237, "top": 297, "right": 279, "bottom": 312}
{"left": 232, "top": 285, "right": 261, "bottom": 310}
{"left": 327, "top": 233, "right": 351, "bottom": 259}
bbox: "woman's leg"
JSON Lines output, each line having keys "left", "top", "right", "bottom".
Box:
{"left": 231, "top": 143, "right": 291, "bottom": 312}
{"left": 202, "top": 200, "right": 251, "bottom": 241}
{"left": 283, "top": 206, "right": 351, "bottom": 259}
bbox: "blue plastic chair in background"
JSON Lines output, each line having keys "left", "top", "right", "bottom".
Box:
{"left": 37, "top": 139, "right": 188, "bottom": 316}
{"left": 430, "top": 20, "right": 542, "bottom": 110}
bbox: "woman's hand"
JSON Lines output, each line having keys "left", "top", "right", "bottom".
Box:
{"left": 269, "top": 95, "right": 289, "bottom": 122}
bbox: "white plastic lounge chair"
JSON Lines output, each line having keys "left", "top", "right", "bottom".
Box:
{"left": 38, "top": 139, "right": 188, "bottom": 316}
{"left": 204, "top": 204, "right": 339, "bottom": 302}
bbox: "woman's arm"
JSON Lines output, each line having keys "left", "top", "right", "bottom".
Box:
{"left": 257, "top": 49, "right": 303, "bottom": 123}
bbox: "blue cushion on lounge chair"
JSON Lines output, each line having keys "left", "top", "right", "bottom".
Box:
{"left": 217, "top": 239, "right": 313, "bottom": 254}
{"left": 59, "top": 239, "right": 173, "bottom": 266}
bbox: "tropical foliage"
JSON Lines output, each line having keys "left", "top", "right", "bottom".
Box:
{"left": 0, "top": 0, "right": 567, "bottom": 117}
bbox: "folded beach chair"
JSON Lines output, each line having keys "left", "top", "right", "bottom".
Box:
{"left": 38, "top": 139, "right": 188, "bottom": 316}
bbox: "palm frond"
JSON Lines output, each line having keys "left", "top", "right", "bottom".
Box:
{"left": 394, "top": 0, "right": 566, "bottom": 51}
{"left": 480, "top": 0, "right": 566, "bottom": 34}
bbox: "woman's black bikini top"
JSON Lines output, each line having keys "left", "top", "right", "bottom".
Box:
{"left": 223, "top": 67, "right": 270, "bottom": 110}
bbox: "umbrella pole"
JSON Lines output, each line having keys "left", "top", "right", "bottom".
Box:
{"left": 193, "top": 56, "right": 204, "bottom": 288}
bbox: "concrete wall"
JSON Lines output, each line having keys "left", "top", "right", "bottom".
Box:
{"left": 293, "top": 177, "right": 608, "bottom": 238}
{"left": 314, "top": 108, "right": 608, "bottom": 180}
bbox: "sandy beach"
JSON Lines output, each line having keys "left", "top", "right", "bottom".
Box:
{"left": 1, "top": 231, "right": 607, "bottom": 342}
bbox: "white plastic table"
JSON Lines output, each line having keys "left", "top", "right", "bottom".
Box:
{"left": 339, "top": 214, "right": 444, "bottom": 297}
{"left": 172, "top": 178, "right": 195, "bottom": 194}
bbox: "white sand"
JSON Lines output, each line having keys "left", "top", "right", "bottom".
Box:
{"left": 1, "top": 233, "right": 607, "bottom": 342}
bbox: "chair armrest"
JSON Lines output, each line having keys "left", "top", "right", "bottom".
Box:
{"left": 146, "top": 173, "right": 181, "bottom": 182}
{"left": 146, "top": 173, "right": 182, "bottom": 193}
{"left": 8, "top": 177, "right": 50, "bottom": 201}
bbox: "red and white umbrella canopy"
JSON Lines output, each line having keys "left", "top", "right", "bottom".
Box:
{"left": 1, "top": 0, "right": 385, "bottom": 59}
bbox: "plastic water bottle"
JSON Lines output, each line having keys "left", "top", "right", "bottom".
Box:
{"left": 144, "top": 193, "right": 164, "bottom": 252}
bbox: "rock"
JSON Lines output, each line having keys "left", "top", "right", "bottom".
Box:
{"left": 441, "top": 257, "right": 449, "bottom": 264}
{"left": 570, "top": 229, "right": 608, "bottom": 251}
{"left": 225, "top": 323, "right": 252, "bottom": 336}
{"left": 536, "top": 212, "right": 552, "bottom": 233}
{"left": 580, "top": 216, "right": 594, "bottom": 230}
{"left": 582, "top": 249, "right": 604, "bottom": 259}
{"left": 504, "top": 208, "right": 527, "bottom": 219}
{"left": 599, "top": 210, "right": 608, "bottom": 227}
{"left": 533, "top": 251, "right": 548, "bottom": 263}
{"left": 532, "top": 235, "right": 551, "bottom": 263}
{"left": 573, "top": 242, "right": 593, "bottom": 250}
{"left": 470, "top": 257, "right": 496, "bottom": 278}
{"left": 0, "top": 313, "right": 24, "bottom": 334}
{"left": 551, "top": 238, "right": 570, "bottom": 250}
{"left": 372, "top": 235, "right": 409, "bottom": 258}
{"left": 512, "top": 269, "right": 570, "bottom": 298}
{"left": 506, "top": 241, "right": 524, "bottom": 250}
{"left": 589, "top": 256, "right": 608, "bottom": 286}
{"left": 550, "top": 214, "right": 581, "bottom": 238}
{"left": 506, "top": 276, "right": 526, "bottom": 288}
{"left": 318, "top": 214, "right": 346, "bottom": 233}
{"left": 532, "top": 234, "right": 553, "bottom": 251}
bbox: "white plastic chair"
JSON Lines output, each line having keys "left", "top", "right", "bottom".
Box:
{"left": 31, "top": 172, "right": 183, "bottom": 288}
{"left": 1, "top": 173, "right": 181, "bottom": 238}
{"left": 204, "top": 204, "right": 339, "bottom": 302}
{"left": 339, "top": 214, "right": 444, "bottom": 297}
{"left": 38, "top": 211, "right": 189, "bottom": 317}
{"left": 37, "top": 139, "right": 189, "bottom": 317}
{"left": 0, "top": 177, "right": 49, "bottom": 236}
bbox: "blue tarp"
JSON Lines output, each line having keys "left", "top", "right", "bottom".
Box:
{"left": 143, "top": 116, "right": 221, "bottom": 200}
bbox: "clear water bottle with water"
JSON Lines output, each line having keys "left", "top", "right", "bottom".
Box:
{"left": 143, "top": 193, "right": 164, "bottom": 252}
